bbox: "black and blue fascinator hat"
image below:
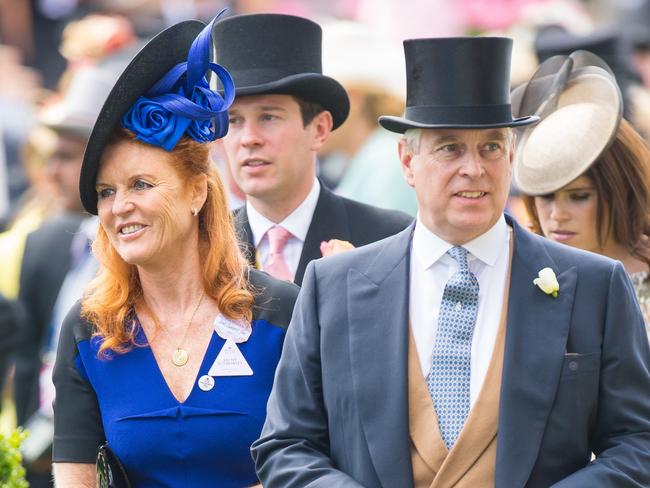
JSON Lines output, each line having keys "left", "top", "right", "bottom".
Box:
{"left": 79, "top": 13, "right": 235, "bottom": 215}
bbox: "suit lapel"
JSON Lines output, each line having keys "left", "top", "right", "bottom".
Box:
{"left": 348, "top": 224, "right": 415, "bottom": 488}
{"left": 234, "top": 186, "right": 352, "bottom": 285}
{"left": 233, "top": 206, "right": 257, "bottom": 267}
{"left": 295, "top": 185, "right": 351, "bottom": 285}
{"left": 496, "top": 218, "right": 577, "bottom": 488}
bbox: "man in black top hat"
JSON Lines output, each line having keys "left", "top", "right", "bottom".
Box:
{"left": 213, "top": 13, "right": 412, "bottom": 286}
{"left": 252, "top": 36, "right": 650, "bottom": 487}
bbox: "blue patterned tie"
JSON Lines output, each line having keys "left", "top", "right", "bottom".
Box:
{"left": 427, "top": 246, "right": 479, "bottom": 449}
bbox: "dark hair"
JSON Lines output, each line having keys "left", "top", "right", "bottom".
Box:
{"left": 524, "top": 118, "right": 650, "bottom": 268}
{"left": 292, "top": 96, "right": 326, "bottom": 126}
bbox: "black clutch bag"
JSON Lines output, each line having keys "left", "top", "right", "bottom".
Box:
{"left": 96, "top": 443, "right": 132, "bottom": 488}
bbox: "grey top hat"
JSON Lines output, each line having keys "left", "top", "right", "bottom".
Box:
{"left": 378, "top": 37, "right": 539, "bottom": 133}
{"left": 40, "top": 66, "right": 118, "bottom": 138}
{"left": 213, "top": 13, "right": 350, "bottom": 129}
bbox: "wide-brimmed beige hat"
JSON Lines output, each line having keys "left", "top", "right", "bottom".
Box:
{"left": 511, "top": 50, "right": 622, "bottom": 195}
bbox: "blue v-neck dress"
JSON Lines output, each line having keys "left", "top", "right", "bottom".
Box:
{"left": 52, "top": 270, "right": 298, "bottom": 487}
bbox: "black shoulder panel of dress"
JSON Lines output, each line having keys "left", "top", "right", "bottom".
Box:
{"left": 63, "top": 300, "right": 94, "bottom": 344}
{"left": 249, "top": 268, "right": 299, "bottom": 330}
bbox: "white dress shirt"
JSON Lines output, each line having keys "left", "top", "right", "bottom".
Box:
{"left": 246, "top": 179, "right": 320, "bottom": 276}
{"left": 409, "top": 214, "right": 511, "bottom": 407}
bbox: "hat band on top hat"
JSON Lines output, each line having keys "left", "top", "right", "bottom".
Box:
{"left": 122, "top": 10, "right": 235, "bottom": 151}
{"left": 405, "top": 104, "right": 514, "bottom": 126}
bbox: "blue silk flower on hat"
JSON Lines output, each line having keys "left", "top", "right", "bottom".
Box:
{"left": 122, "top": 12, "right": 235, "bottom": 151}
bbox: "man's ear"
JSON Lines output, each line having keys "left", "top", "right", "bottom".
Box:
{"left": 399, "top": 139, "right": 416, "bottom": 188}
{"left": 309, "top": 110, "right": 334, "bottom": 151}
{"left": 509, "top": 129, "right": 517, "bottom": 165}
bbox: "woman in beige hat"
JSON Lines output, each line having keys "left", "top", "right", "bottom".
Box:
{"left": 513, "top": 50, "right": 650, "bottom": 339}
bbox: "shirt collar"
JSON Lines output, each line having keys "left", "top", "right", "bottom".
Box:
{"left": 412, "top": 214, "right": 508, "bottom": 270}
{"left": 246, "top": 179, "right": 321, "bottom": 246}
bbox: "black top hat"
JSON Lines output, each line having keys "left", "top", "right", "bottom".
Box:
{"left": 620, "top": 0, "right": 650, "bottom": 50}
{"left": 80, "top": 17, "right": 235, "bottom": 215}
{"left": 379, "top": 37, "right": 538, "bottom": 133}
{"left": 534, "top": 27, "right": 630, "bottom": 80}
{"left": 533, "top": 26, "right": 633, "bottom": 118}
{"left": 214, "top": 13, "right": 350, "bottom": 129}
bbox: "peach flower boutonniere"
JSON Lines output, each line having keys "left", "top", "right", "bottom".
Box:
{"left": 320, "top": 239, "right": 355, "bottom": 257}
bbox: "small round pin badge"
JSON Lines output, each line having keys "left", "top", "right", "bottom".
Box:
{"left": 198, "top": 374, "right": 215, "bottom": 391}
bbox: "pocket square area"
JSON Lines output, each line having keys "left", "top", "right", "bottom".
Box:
{"left": 561, "top": 351, "right": 600, "bottom": 376}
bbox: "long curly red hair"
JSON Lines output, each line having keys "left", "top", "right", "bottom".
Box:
{"left": 81, "top": 129, "right": 253, "bottom": 357}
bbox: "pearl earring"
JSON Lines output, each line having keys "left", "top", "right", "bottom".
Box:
{"left": 191, "top": 207, "right": 198, "bottom": 216}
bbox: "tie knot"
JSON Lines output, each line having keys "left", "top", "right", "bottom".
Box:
{"left": 447, "top": 246, "right": 470, "bottom": 271}
{"left": 267, "top": 226, "right": 292, "bottom": 254}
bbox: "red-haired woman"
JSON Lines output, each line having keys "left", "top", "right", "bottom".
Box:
{"left": 52, "top": 15, "right": 297, "bottom": 487}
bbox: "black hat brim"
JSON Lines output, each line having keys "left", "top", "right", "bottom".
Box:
{"left": 378, "top": 114, "right": 539, "bottom": 134}
{"left": 80, "top": 20, "right": 206, "bottom": 215}
{"left": 232, "top": 73, "right": 350, "bottom": 129}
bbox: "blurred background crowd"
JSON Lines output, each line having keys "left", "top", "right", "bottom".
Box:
{"left": 1, "top": 0, "right": 650, "bottom": 484}
{"left": 3, "top": 0, "right": 650, "bottom": 239}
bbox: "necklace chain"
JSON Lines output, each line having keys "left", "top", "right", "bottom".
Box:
{"left": 170, "top": 290, "right": 205, "bottom": 367}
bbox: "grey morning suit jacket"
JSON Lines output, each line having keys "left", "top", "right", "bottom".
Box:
{"left": 252, "top": 215, "right": 650, "bottom": 487}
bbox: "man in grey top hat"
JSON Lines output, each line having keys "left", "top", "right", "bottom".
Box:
{"left": 252, "top": 36, "right": 650, "bottom": 487}
{"left": 214, "top": 13, "right": 412, "bottom": 286}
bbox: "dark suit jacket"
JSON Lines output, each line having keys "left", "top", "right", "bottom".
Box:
{"left": 15, "top": 212, "right": 83, "bottom": 425}
{"left": 0, "top": 293, "right": 21, "bottom": 409}
{"left": 234, "top": 185, "right": 413, "bottom": 286}
{"left": 253, "top": 216, "right": 650, "bottom": 487}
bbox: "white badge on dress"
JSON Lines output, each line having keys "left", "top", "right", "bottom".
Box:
{"left": 198, "top": 374, "right": 215, "bottom": 391}
{"left": 213, "top": 314, "right": 252, "bottom": 343}
{"left": 209, "top": 314, "right": 254, "bottom": 376}
{"left": 208, "top": 339, "right": 253, "bottom": 376}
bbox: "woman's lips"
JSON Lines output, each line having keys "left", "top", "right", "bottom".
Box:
{"left": 549, "top": 230, "right": 576, "bottom": 242}
{"left": 118, "top": 224, "right": 147, "bottom": 240}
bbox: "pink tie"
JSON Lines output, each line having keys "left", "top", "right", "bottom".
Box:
{"left": 264, "top": 226, "right": 293, "bottom": 281}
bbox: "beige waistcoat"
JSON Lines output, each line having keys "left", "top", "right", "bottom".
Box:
{"left": 409, "top": 244, "right": 512, "bottom": 488}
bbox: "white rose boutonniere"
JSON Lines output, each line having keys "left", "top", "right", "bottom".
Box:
{"left": 533, "top": 267, "right": 559, "bottom": 298}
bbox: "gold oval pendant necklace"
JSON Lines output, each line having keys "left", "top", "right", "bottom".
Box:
{"left": 171, "top": 291, "right": 205, "bottom": 367}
